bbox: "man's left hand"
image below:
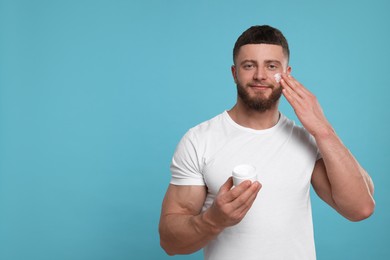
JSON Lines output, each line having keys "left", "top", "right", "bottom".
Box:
{"left": 280, "top": 74, "right": 332, "bottom": 138}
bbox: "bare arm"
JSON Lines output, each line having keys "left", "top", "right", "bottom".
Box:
{"left": 159, "top": 184, "right": 212, "bottom": 255}
{"left": 281, "top": 74, "right": 375, "bottom": 221}
{"left": 311, "top": 157, "right": 374, "bottom": 221}
{"left": 159, "top": 177, "right": 261, "bottom": 255}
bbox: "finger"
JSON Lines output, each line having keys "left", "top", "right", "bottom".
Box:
{"left": 281, "top": 77, "right": 305, "bottom": 100}
{"left": 230, "top": 181, "right": 261, "bottom": 209}
{"left": 281, "top": 78, "right": 308, "bottom": 110}
{"left": 219, "top": 177, "right": 234, "bottom": 194}
{"left": 281, "top": 79, "right": 300, "bottom": 106}
{"left": 282, "top": 74, "right": 311, "bottom": 97}
{"left": 235, "top": 183, "right": 261, "bottom": 215}
{"left": 222, "top": 180, "right": 252, "bottom": 203}
{"left": 238, "top": 181, "right": 261, "bottom": 206}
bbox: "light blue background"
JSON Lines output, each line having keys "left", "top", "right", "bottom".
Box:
{"left": 1, "top": 0, "right": 389, "bottom": 259}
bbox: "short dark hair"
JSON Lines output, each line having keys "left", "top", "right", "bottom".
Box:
{"left": 233, "top": 25, "right": 290, "bottom": 64}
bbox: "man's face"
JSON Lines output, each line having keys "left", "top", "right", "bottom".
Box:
{"left": 232, "top": 44, "right": 291, "bottom": 112}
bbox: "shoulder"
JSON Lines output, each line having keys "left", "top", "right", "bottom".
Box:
{"left": 191, "top": 112, "right": 226, "bottom": 132}
{"left": 173, "top": 112, "right": 227, "bottom": 154}
{"left": 185, "top": 112, "right": 227, "bottom": 141}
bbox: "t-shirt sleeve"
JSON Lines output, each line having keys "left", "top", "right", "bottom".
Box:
{"left": 170, "top": 130, "right": 205, "bottom": 186}
{"left": 309, "top": 133, "right": 322, "bottom": 161}
{"left": 316, "top": 149, "right": 322, "bottom": 161}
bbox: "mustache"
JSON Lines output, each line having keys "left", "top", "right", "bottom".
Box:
{"left": 248, "top": 81, "right": 277, "bottom": 88}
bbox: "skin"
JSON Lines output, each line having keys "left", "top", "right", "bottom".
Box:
{"left": 159, "top": 43, "right": 375, "bottom": 256}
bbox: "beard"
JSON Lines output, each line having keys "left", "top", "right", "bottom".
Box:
{"left": 236, "top": 82, "right": 283, "bottom": 112}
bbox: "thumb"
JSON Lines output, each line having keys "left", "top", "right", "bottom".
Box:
{"left": 219, "top": 177, "right": 234, "bottom": 193}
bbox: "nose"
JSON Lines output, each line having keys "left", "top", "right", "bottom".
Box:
{"left": 253, "top": 67, "right": 267, "bottom": 81}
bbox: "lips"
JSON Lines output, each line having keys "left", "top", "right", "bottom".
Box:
{"left": 249, "top": 84, "right": 271, "bottom": 90}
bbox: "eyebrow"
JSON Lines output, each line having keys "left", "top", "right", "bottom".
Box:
{"left": 264, "top": 60, "right": 283, "bottom": 65}
{"left": 240, "top": 59, "right": 283, "bottom": 66}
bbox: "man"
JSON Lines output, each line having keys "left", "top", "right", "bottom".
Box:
{"left": 159, "top": 25, "right": 375, "bottom": 260}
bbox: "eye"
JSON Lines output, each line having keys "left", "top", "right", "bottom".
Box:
{"left": 243, "top": 63, "right": 254, "bottom": 70}
{"left": 267, "top": 64, "right": 278, "bottom": 70}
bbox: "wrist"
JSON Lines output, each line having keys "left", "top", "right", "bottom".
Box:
{"left": 199, "top": 210, "right": 224, "bottom": 235}
{"left": 312, "top": 124, "right": 335, "bottom": 140}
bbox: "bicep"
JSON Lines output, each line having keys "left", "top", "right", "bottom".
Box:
{"left": 161, "top": 184, "right": 207, "bottom": 217}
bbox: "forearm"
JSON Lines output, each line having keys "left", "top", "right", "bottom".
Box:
{"left": 159, "top": 210, "right": 222, "bottom": 255}
{"left": 280, "top": 74, "right": 374, "bottom": 220}
{"left": 315, "top": 126, "right": 375, "bottom": 219}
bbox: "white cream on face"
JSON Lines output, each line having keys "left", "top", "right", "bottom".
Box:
{"left": 274, "top": 73, "right": 282, "bottom": 83}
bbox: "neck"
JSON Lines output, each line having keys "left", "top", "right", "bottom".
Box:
{"left": 227, "top": 101, "right": 280, "bottom": 130}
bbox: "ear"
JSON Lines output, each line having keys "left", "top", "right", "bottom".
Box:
{"left": 286, "top": 66, "right": 292, "bottom": 75}
{"left": 231, "top": 65, "right": 237, "bottom": 83}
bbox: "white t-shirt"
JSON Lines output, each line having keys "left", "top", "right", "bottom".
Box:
{"left": 170, "top": 111, "right": 320, "bottom": 260}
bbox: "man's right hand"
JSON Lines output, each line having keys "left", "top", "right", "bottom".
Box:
{"left": 159, "top": 177, "right": 261, "bottom": 255}
{"left": 202, "top": 177, "right": 262, "bottom": 232}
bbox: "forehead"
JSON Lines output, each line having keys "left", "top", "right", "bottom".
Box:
{"left": 236, "top": 44, "right": 286, "bottom": 63}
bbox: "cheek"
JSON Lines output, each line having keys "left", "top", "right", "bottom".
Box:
{"left": 236, "top": 70, "right": 252, "bottom": 82}
{"left": 273, "top": 73, "right": 282, "bottom": 83}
